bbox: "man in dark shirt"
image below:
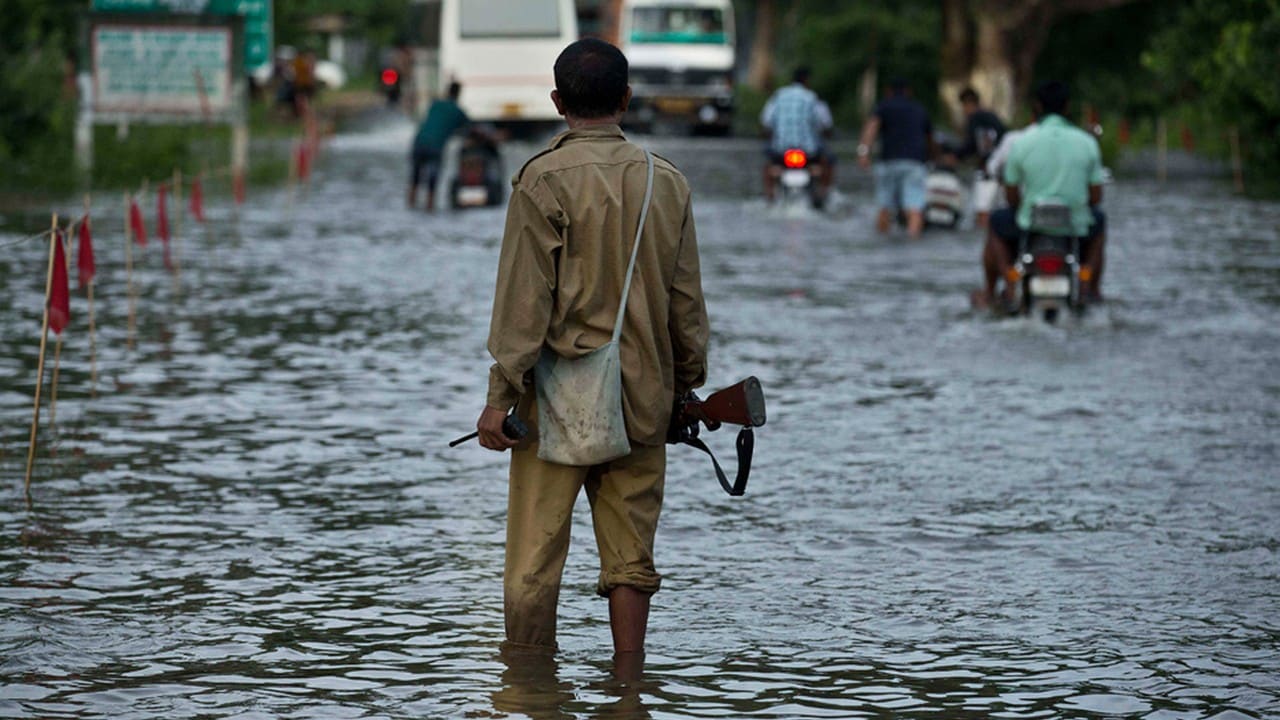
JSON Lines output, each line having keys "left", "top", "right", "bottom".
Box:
{"left": 858, "top": 78, "right": 933, "bottom": 238}
{"left": 408, "top": 81, "right": 469, "bottom": 211}
{"left": 956, "top": 87, "right": 1006, "bottom": 229}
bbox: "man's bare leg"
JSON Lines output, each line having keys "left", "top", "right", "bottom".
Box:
{"left": 407, "top": 184, "right": 417, "bottom": 209}
{"left": 608, "top": 586, "right": 650, "bottom": 654}
{"left": 1085, "top": 233, "right": 1106, "bottom": 299}
{"left": 876, "top": 208, "right": 892, "bottom": 234}
{"left": 975, "top": 211, "right": 990, "bottom": 230}
{"left": 425, "top": 183, "right": 436, "bottom": 213}
{"left": 762, "top": 165, "right": 776, "bottom": 202}
{"left": 905, "top": 210, "right": 924, "bottom": 239}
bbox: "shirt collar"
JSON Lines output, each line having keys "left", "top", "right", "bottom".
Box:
{"left": 547, "top": 124, "right": 627, "bottom": 149}
{"left": 1039, "top": 114, "right": 1070, "bottom": 128}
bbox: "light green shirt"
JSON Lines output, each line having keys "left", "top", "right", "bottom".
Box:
{"left": 1003, "top": 114, "right": 1104, "bottom": 236}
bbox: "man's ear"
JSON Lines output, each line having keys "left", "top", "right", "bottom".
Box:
{"left": 551, "top": 89, "right": 566, "bottom": 117}
{"left": 620, "top": 85, "right": 633, "bottom": 113}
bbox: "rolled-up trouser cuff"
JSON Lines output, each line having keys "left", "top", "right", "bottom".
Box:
{"left": 500, "top": 639, "right": 559, "bottom": 656}
{"left": 597, "top": 567, "right": 662, "bottom": 598}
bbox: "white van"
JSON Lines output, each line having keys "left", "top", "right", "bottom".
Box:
{"left": 410, "top": 0, "right": 578, "bottom": 124}
{"left": 620, "top": 0, "right": 736, "bottom": 133}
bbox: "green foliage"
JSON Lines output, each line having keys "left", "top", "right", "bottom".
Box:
{"left": 786, "top": 0, "right": 941, "bottom": 127}
{"left": 1143, "top": 0, "right": 1280, "bottom": 191}
{"left": 0, "top": 0, "right": 82, "bottom": 192}
{"left": 275, "top": 0, "right": 411, "bottom": 56}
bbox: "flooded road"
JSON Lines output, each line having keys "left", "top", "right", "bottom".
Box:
{"left": 2, "top": 116, "right": 1278, "bottom": 719}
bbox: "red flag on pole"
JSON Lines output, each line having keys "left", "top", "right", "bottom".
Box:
{"left": 157, "top": 184, "right": 174, "bottom": 271}
{"left": 129, "top": 198, "right": 148, "bottom": 246}
{"left": 190, "top": 175, "right": 206, "bottom": 221}
{"left": 77, "top": 214, "right": 95, "bottom": 288}
{"left": 49, "top": 231, "right": 70, "bottom": 335}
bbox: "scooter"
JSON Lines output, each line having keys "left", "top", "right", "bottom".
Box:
{"left": 1008, "top": 202, "right": 1089, "bottom": 323}
{"left": 923, "top": 165, "right": 967, "bottom": 228}
{"left": 449, "top": 129, "right": 504, "bottom": 209}
{"left": 770, "top": 148, "right": 826, "bottom": 210}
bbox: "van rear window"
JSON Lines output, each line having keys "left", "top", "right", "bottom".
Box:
{"left": 461, "top": 0, "right": 561, "bottom": 38}
{"left": 631, "top": 7, "right": 726, "bottom": 44}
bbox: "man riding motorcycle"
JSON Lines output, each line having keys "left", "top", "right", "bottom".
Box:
{"left": 760, "top": 67, "right": 834, "bottom": 204}
{"left": 976, "top": 80, "right": 1107, "bottom": 309}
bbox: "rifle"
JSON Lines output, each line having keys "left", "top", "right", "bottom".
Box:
{"left": 669, "top": 376, "right": 766, "bottom": 496}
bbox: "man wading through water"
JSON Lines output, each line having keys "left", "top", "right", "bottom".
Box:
{"left": 475, "top": 39, "right": 710, "bottom": 664}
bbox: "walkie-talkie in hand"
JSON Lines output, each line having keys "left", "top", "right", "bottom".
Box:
{"left": 448, "top": 414, "right": 529, "bottom": 448}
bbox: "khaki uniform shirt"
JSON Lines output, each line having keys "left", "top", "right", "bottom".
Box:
{"left": 487, "top": 125, "right": 709, "bottom": 446}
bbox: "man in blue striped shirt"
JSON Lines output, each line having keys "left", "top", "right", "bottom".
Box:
{"left": 760, "top": 67, "right": 834, "bottom": 202}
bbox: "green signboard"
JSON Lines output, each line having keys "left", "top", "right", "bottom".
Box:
{"left": 91, "top": 0, "right": 271, "bottom": 76}
{"left": 93, "top": 23, "right": 236, "bottom": 114}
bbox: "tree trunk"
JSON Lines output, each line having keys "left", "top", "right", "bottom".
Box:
{"left": 745, "top": 0, "right": 776, "bottom": 92}
{"left": 938, "top": 0, "right": 973, "bottom": 128}
{"left": 940, "top": 0, "right": 1146, "bottom": 126}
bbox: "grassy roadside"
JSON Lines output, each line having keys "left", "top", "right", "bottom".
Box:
{"left": 0, "top": 88, "right": 383, "bottom": 212}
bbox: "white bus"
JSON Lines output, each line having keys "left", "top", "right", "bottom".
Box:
{"left": 409, "top": 0, "right": 578, "bottom": 125}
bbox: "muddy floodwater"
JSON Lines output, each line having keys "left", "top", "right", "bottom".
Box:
{"left": 2, "top": 116, "right": 1278, "bottom": 719}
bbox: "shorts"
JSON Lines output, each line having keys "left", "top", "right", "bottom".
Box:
{"left": 972, "top": 178, "right": 1002, "bottom": 213}
{"left": 991, "top": 206, "right": 1106, "bottom": 257}
{"left": 874, "top": 159, "right": 927, "bottom": 211}
{"left": 410, "top": 147, "right": 442, "bottom": 190}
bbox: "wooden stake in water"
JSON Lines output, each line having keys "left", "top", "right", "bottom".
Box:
{"left": 125, "top": 191, "right": 137, "bottom": 349}
{"left": 172, "top": 167, "right": 183, "bottom": 292}
{"left": 24, "top": 214, "right": 59, "bottom": 504}
{"left": 1156, "top": 117, "right": 1168, "bottom": 185}
{"left": 85, "top": 194, "right": 98, "bottom": 397}
{"left": 1228, "top": 125, "right": 1244, "bottom": 194}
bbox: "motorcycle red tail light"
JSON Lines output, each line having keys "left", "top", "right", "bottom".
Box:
{"left": 783, "top": 149, "right": 807, "bottom": 169}
{"left": 1034, "top": 255, "right": 1065, "bottom": 274}
{"left": 381, "top": 69, "right": 399, "bottom": 86}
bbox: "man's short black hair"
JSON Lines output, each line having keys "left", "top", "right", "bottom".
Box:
{"left": 959, "top": 87, "right": 979, "bottom": 105}
{"left": 888, "top": 76, "right": 909, "bottom": 94}
{"left": 1035, "top": 80, "right": 1070, "bottom": 116}
{"left": 554, "top": 38, "right": 628, "bottom": 118}
{"left": 447, "top": 81, "right": 461, "bottom": 99}
{"left": 793, "top": 66, "right": 811, "bottom": 84}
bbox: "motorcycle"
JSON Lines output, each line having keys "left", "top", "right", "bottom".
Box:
{"left": 449, "top": 129, "right": 504, "bottom": 209}
{"left": 1009, "top": 202, "right": 1089, "bottom": 323}
{"left": 771, "top": 148, "right": 826, "bottom": 210}
{"left": 379, "top": 67, "right": 401, "bottom": 105}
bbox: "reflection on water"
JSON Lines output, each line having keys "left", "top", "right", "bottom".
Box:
{"left": 2, "top": 115, "right": 1278, "bottom": 718}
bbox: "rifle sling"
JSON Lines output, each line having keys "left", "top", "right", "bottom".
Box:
{"left": 680, "top": 427, "right": 753, "bottom": 496}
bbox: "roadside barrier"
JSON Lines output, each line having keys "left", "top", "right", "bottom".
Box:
{"left": 11, "top": 128, "right": 323, "bottom": 508}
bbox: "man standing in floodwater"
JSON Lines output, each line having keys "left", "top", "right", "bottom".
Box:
{"left": 858, "top": 78, "right": 934, "bottom": 239}
{"left": 475, "top": 38, "right": 710, "bottom": 662}
{"left": 408, "top": 81, "right": 468, "bottom": 211}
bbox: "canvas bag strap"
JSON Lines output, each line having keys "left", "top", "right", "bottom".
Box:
{"left": 612, "top": 149, "right": 656, "bottom": 343}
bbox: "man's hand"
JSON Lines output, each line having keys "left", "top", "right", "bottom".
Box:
{"left": 477, "top": 405, "right": 520, "bottom": 451}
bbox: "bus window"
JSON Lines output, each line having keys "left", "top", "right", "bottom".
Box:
{"left": 461, "top": 0, "right": 562, "bottom": 38}
{"left": 631, "top": 6, "right": 726, "bottom": 44}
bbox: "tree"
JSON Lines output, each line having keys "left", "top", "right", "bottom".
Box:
{"left": 1143, "top": 0, "right": 1280, "bottom": 190}
{"left": 790, "top": 0, "right": 940, "bottom": 124}
{"left": 938, "top": 0, "right": 1149, "bottom": 125}
{"left": 744, "top": 0, "right": 778, "bottom": 91}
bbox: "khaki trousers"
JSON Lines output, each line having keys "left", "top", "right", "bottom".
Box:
{"left": 503, "top": 440, "right": 666, "bottom": 650}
